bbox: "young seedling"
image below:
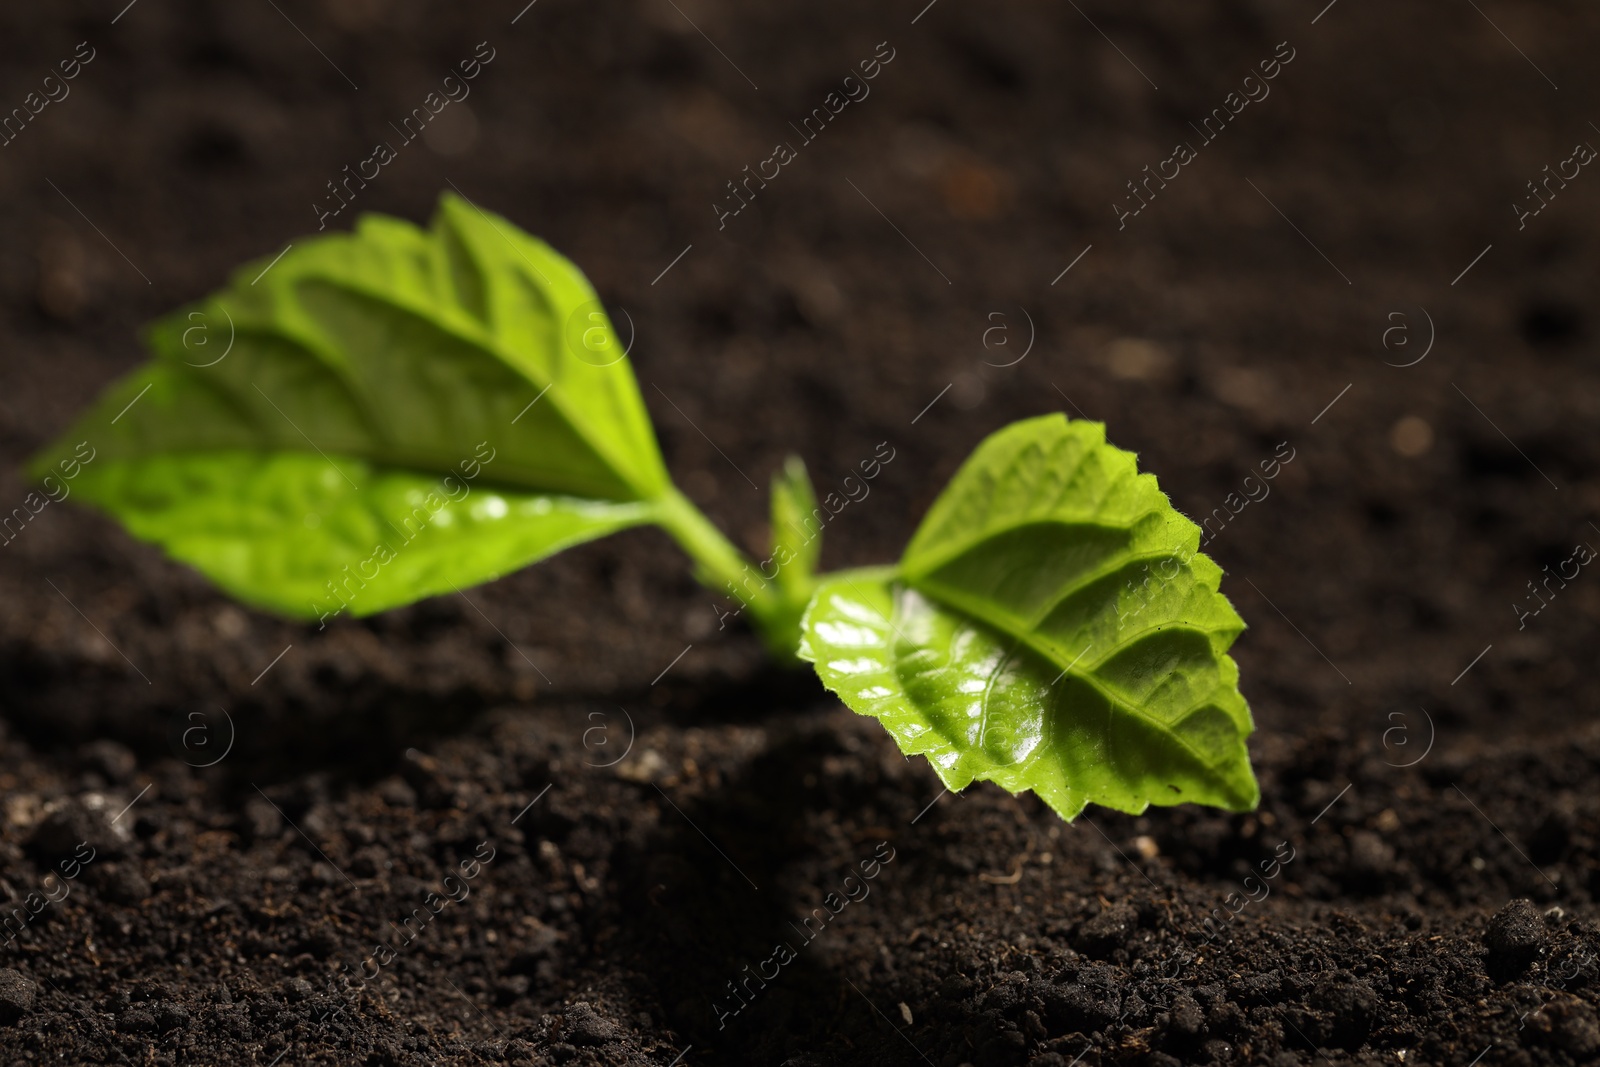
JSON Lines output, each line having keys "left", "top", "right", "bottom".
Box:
{"left": 32, "top": 194, "right": 1259, "bottom": 820}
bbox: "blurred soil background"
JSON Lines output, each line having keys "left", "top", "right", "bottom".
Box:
{"left": 0, "top": 0, "right": 1599, "bottom": 1064}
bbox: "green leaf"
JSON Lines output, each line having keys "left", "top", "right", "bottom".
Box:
{"left": 31, "top": 195, "right": 670, "bottom": 619}
{"left": 799, "top": 415, "right": 1257, "bottom": 819}
{"left": 769, "top": 454, "right": 822, "bottom": 607}
{"left": 69, "top": 452, "right": 654, "bottom": 621}
{"left": 745, "top": 454, "right": 826, "bottom": 663}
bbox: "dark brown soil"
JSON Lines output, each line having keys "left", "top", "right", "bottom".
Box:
{"left": 2, "top": 1, "right": 1599, "bottom": 1064}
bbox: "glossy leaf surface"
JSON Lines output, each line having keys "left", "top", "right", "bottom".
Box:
{"left": 70, "top": 453, "right": 654, "bottom": 620}
{"left": 770, "top": 454, "right": 822, "bottom": 606}
{"left": 800, "top": 416, "right": 1257, "bottom": 819}
{"left": 31, "top": 195, "right": 667, "bottom": 618}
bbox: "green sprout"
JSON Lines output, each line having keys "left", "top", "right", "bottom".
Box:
{"left": 31, "top": 193, "right": 1259, "bottom": 821}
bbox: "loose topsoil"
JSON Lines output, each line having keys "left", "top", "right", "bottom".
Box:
{"left": 2, "top": 1, "right": 1600, "bottom": 1064}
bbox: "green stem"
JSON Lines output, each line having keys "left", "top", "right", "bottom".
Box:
{"left": 654, "top": 488, "right": 802, "bottom": 657}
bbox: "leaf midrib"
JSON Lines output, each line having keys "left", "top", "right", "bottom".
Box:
{"left": 95, "top": 441, "right": 665, "bottom": 519}
{"left": 905, "top": 431, "right": 1155, "bottom": 566}
{"left": 194, "top": 271, "right": 658, "bottom": 501}
{"left": 905, "top": 500, "right": 1171, "bottom": 577}
{"left": 900, "top": 580, "right": 1242, "bottom": 775}
{"left": 909, "top": 534, "right": 1205, "bottom": 637}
